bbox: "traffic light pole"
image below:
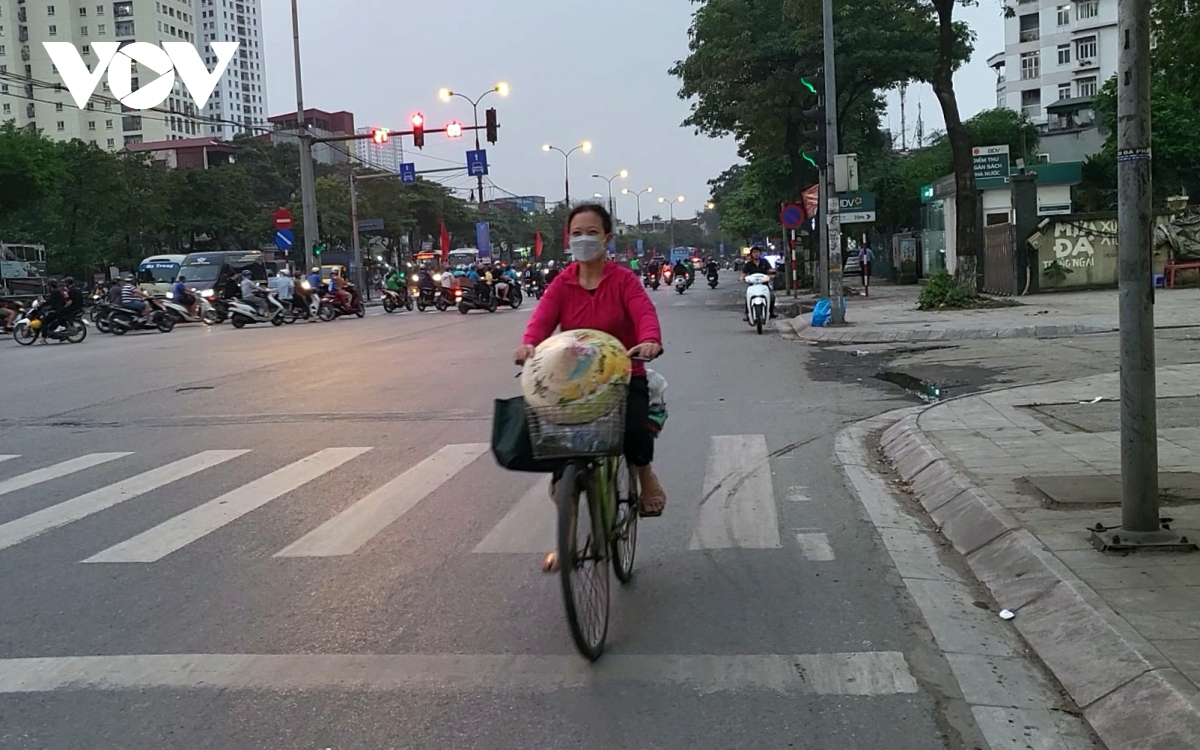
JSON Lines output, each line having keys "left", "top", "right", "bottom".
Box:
{"left": 822, "top": 0, "right": 845, "bottom": 324}
{"left": 291, "top": 0, "right": 319, "bottom": 272}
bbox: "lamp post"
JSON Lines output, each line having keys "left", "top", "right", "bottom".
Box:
{"left": 438, "top": 83, "right": 509, "bottom": 209}
{"left": 542, "top": 141, "right": 592, "bottom": 206}
{"left": 658, "top": 195, "right": 684, "bottom": 249}
{"left": 290, "top": 0, "right": 319, "bottom": 270}
{"left": 592, "top": 170, "right": 628, "bottom": 222}
{"left": 622, "top": 186, "right": 653, "bottom": 232}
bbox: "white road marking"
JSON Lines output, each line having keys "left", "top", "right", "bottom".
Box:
{"left": 0, "top": 651, "right": 918, "bottom": 695}
{"left": 705, "top": 299, "right": 720, "bottom": 306}
{"left": 795, "top": 532, "right": 836, "bottom": 561}
{"left": 472, "top": 480, "right": 554, "bottom": 554}
{"left": 0, "top": 453, "right": 131, "bottom": 498}
{"left": 0, "top": 456, "right": 17, "bottom": 466}
{"left": 787, "top": 486, "right": 812, "bottom": 502}
{"left": 671, "top": 301, "right": 689, "bottom": 306}
{"left": 689, "top": 435, "right": 782, "bottom": 549}
{"left": 275, "top": 443, "right": 488, "bottom": 557}
{"left": 0, "top": 451, "right": 248, "bottom": 553}
{"left": 82, "top": 448, "right": 370, "bottom": 563}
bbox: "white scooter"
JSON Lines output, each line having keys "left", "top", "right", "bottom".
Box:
{"left": 161, "top": 292, "right": 209, "bottom": 324}
{"left": 227, "top": 290, "right": 285, "bottom": 329}
{"left": 675, "top": 273, "right": 688, "bottom": 294}
{"left": 744, "top": 272, "right": 772, "bottom": 335}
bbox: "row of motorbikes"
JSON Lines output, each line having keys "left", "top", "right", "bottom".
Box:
{"left": 640, "top": 266, "right": 721, "bottom": 294}
{"left": 382, "top": 273, "right": 528, "bottom": 315}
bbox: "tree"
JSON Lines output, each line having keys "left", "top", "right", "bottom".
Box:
{"left": 0, "top": 123, "right": 62, "bottom": 219}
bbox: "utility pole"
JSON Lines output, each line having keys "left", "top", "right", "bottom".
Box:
{"left": 822, "top": 0, "right": 845, "bottom": 324}
{"left": 349, "top": 172, "right": 362, "bottom": 291}
{"left": 1091, "top": 0, "right": 1193, "bottom": 553}
{"left": 291, "top": 0, "right": 319, "bottom": 271}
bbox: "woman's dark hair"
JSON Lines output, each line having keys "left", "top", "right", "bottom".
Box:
{"left": 567, "top": 203, "right": 613, "bottom": 234}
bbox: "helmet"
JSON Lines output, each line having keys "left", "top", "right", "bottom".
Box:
{"left": 241, "top": 270, "right": 252, "bottom": 277}
{"left": 63, "top": 276, "right": 74, "bottom": 286}
{"left": 311, "top": 267, "right": 320, "bottom": 273}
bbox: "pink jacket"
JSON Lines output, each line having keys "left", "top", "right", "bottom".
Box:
{"left": 522, "top": 262, "right": 663, "bottom": 376}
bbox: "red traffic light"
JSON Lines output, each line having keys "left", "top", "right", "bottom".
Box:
{"left": 411, "top": 113, "right": 424, "bottom": 128}
{"left": 370, "top": 127, "right": 389, "bottom": 145}
{"left": 446, "top": 121, "right": 462, "bottom": 138}
{"left": 411, "top": 112, "right": 425, "bottom": 148}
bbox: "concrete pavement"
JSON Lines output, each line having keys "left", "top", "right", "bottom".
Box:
{"left": 783, "top": 284, "right": 1200, "bottom": 344}
{"left": 0, "top": 273, "right": 1047, "bottom": 749}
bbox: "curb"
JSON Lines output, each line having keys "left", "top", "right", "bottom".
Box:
{"left": 875, "top": 408, "right": 1200, "bottom": 749}
{"left": 787, "top": 318, "right": 1114, "bottom": 344}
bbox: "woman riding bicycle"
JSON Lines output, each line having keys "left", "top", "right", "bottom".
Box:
{"left": 514, "top": 204, "right": 666, "bottom": 570}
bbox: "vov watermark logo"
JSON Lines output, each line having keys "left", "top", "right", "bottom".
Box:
{"left": 43, "top": 41, "right": 239, "bottom": 110}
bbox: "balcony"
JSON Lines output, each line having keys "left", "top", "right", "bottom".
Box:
{"left": 1019, "top": 28, "right": 1040, "bottom": 43}
{"left": 16, "top": 7, "right": 26, "bottom": 22}
{"left": 18, "top": 26, "right": 29, "bottom": 43}
{"left": 115, "top": 20, "right": 135, "bottom": 37}
{"left": 20, "top": 46, "right": 30, "bottom": 61}
{"left": 113, "top": 2, "right": 133, "bottom": 18}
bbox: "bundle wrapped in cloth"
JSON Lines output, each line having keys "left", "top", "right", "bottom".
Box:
{"left": 520, "top": 329, "right": 632, "bottom": 426}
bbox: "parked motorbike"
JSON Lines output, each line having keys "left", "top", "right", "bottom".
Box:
{"left": 228, "top": 290, "right": 286, "bottom": 328}
{"left": 107, "top": 298, "right": 175, "bottom": 335}
{"left": 456, "top": 284, "right": 498, "bottom": 314}
{"left": 12, "top": 299, "right": 87, "bottom": 345}
{"left": 318, "top": 285, "right": 366, "bottom": 321}
{"left": 381, "top": 286, "right": 414, "bottom": 313}
{"left": 744, "top": 272, "right": 772, "bottom": 335}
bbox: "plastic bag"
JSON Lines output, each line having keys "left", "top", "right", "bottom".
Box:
{"left": 811, "top": 299, "right": 831, "bottom": 327}
{"left": 646, "top": 369, "right": 668, "bottom": 409}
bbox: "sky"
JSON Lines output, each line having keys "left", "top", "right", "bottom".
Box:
{"left": 261, "top": 0, "right": 1005, "bottom": 223}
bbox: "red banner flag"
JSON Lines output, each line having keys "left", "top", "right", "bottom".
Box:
{"left": 801, "top": 184, "right": 819, "bottom": 222}
{"left": 534, "top": 232, "right": 543, "bottom": 259}
{"left": 439, "top": 221, "right": 450, "bottom": 265}
{"left": 563, "top": 224, "right": 570, "bottom": 251}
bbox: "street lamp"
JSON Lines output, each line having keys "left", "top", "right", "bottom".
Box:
{"left": 706, "top": 201, "right": 716, "bottom": 210}
{"left": 621, "top": 186, "right": 653, "bottom": 231}
{"left": 542, "top": 140, "right": 592, "bottom": 205}
{"left": 592, "top": 169, "right": 628, "bottom": 223}
{"left": 658, "top": 195, "right": 685, "bottom": 249}
{"left": 437, "top": 82, "right": 509, "bottom": 207}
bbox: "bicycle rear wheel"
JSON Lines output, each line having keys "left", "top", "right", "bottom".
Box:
{"left": 611, "top": 457, "right": 639, "bottom": 583}
{"left": 556, "top": 462, "right": 610, "bottom": 661}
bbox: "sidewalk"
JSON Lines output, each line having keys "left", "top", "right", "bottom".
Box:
{"left": 787, "top": 285, "right": 1200, "bottom": 344}
{"left": 875, "top": 365, "right": 1200, "bottom": 749}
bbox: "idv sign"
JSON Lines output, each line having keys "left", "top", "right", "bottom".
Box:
{"left": 44, "top": 41, "right": 239, "bottom": 110}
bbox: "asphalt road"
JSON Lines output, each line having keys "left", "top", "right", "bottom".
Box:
{"left": 1, "top": 275, "right": 976, "bottom": 749}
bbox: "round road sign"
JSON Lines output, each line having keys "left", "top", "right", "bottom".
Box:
{"left": 780, "top": 203, "right": 804, "bottom": 229}
{"left": 273, "top": 208, "right": 293, "bottom": 230}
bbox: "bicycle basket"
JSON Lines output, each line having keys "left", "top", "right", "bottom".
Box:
{"left": 526, "top": 396, "right": 626, "bottom": 459}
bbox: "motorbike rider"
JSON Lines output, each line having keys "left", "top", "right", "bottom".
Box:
{"left": 41, "top": 278, "right": 69, "bottom": 333}
{"left": 643, "top": 256, "right": 661, "bottom": 286}
{"left": 171, "top": 275, "right": 198, "bottom": 317}
{"left": 328, "top": 269, "right": 351, "bottom": 308}
{"left": 271, "top": 269, "right": 294, "bottom": 307}
{"left": 60, "top": 277, "right": 85, "bottom": 330}
{"left": 544, "top": 259, "right": 560, "bottom": 286}
{"left": 740, "top": 245, "right": 777, "bottom": 320}
{"left": 384, "top": 266, "right": 406, "bottom": 298}
{"left": 239, "top": 270, "right": 269, "bottom": 316}
{"left": 672, "top": 258, "right": 689, "bottom": 286}
{"left": 705, "top": 257, "right": 720, "bottom": 279}
{"left": 493, "top": 262, "right": 513, "bottom": 302}
{"left": 307, "top": 266, "right": 323, "bottom": 294}
{"left": 119, "top": 274, "right": 152, "bottom": 323}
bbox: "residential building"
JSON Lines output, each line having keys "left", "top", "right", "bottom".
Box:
{"left": 0, "top": 0, "right": 209, "bottom": 149}
{"left": 989, "top": 0, "right": 1115, "bottom": 162}
{"left": 197, "top": 0, "right": 266, "bottom": 139}
{"left": 267, "top": 108, "right": 354, "bottom": 165}
{"left": 120, "top": 135, "right": 236, "bottom": 167}
{"left": 354, "top": 126, "right": 403, "bottom": 173}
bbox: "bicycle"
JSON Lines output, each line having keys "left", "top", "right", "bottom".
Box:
{"left": 522, "top": 358, "right": 651, "bottom": 661}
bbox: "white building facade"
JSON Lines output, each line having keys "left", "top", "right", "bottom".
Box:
{"left": 197, "top": 0, "right": 265, "bottom": 139}
{"left": 354, "top": 126, "right": 404, "bottom": 173}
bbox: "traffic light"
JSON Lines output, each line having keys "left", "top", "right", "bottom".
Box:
{"left": 446, "top": 121, "right": 462, "bottom": 138}
{"left": 411, "top": 113, "right": 425, "bottom": 148}
{"left": 485, "top": 107, "right": 498, "bottom": 144}
{"left": 799, "top": 70, "right": 825, "bottom": 169}
{"left": 370, "top": 127, "right": 389, "bottom": 145}
{"left": 314, "top": 243, "right": 325, "bottom": 257}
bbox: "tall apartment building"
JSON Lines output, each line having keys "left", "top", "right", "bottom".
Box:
{"left": 989, "top": 0, "right": 1116, "bottom": 162}
{"left": 0, "top": 0, "right": 264, "bottom": 150}
{"left": 196, "top": 0, "right": 265, "bottom": 139}
{"left": 353, "top": 126, "right": 404, "bottom": 173}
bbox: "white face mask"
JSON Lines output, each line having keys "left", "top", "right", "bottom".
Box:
{"left": 569, "top": 235, "right": 606, "bottom": 262}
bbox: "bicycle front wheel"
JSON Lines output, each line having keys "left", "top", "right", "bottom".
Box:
{"left": 557, "top": 462, "right": 610, "bottom": 661}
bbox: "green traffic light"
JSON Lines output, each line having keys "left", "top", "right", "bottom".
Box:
{"left": 801, "top": 78, "right": 817, "bottom": 94}
{"left": 802, "top": 152, "right": 818, "bottom": 168}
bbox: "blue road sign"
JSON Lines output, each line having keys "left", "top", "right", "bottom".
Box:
{"left": 719, "top": 242, "right": 726, "bottom": 256}
{"left": 274, "top": 228, "right": 295, "bottom": 251}
{"left": 780, "top": 203, "right": 803, "bottom": 229}
{"left": 476, "top": 221, "right": 491, "bottom": 256}
{"left": 399, "top": 162, "right": 416, "bottom": 184}
{"left": 636, "top": 238, "right": 644, "bottom": 254}
{"left": 466, "top": 149, "right": 489, "bottom": 177}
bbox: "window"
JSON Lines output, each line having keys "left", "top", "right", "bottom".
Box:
{"left": 0, "top": 45, "right": 5, "bottom": 55}
{"left": 48, "top": 25, "right": 57, "bottom": 36}
{"left": 1057, "top": 45, "right": 1071, "bottom": 65}
{"left": 79, "top": 6, "right": 87, "bottom": 15}
{"left": 1, "top": 103, "right": 9, "bottom": 115}
{"left": 1057, "top": 4, "right": 1070, "bottom": 25}
{"left": 1020, "top": 51, "right": 1040, "bottom": 79}
{"left": 55, "top": 101, "right": 62, "bottom": 111}
{"left": 1021, "top": 88, "right": 1042, "bottom": 117}
{"left": 47, "top": 5, "right": 55, "bottom": 16}
{"left": 1077, "top": 0, "right": 1099, "bottom": 20}
{"left": 1076, "top": 36, "right": 1097, "bottom": 61}
{"left": 80, "top": 25, "right": 87, "bottom": 35}
{"left": 88, "top": 120, "right": 95, "bottom": 130}
{"left": 1019, "top": 13, "right": 1040, "bottom": 43}
{"left": 81, "top": 44, "right": 89, "bottom": 54}
{"left": 1058, "top": 83, "right": 1072, "bottom": 100}
{"left": 56, "top": 120, "right": 65, "bottom": 131}
{"left": 106, "top": 118, "right": 112, "bottom": 128}
{"left": 98, "top": 23, "right": 106, "bottom": 34}
{"left": 106, "top": 138, "right": 114, "bottom": 148}
{"left": 1076, "top": 76, "right": 1098, "bottom": 98}
{"left": 97, "top": 5, "right": 105, "bottom": 14}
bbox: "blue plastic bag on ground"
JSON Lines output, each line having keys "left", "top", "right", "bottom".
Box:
{"left": 811, "top": 299, "right": 831, "bottom": 327}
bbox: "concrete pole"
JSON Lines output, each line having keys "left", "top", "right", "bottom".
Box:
{"left": 817, "top": 170, "right": 828, "bottom": 299}
{"left": 291, "top": 0, "right": 319, "bottom": 271}
{"left": 1116, "top": 0, "right": 1159, "bottom": 536}
{"left": 349, "top": 172, "right": 362, "bottom": 292}
{"left": 822, "top": 0, "right": 844, "bottom": 324}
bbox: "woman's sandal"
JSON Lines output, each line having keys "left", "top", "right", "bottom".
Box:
{"left": 639, "top": 487, "right": 666, "bottom": 518}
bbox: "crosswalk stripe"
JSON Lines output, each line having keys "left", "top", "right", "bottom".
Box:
{"left": 705, "top": 299, "right": 719, "bottom": 306}
{"left": 795, "top": 532, "right": 835, "bottom": 561}
{"left": 0, "top": 456, "right": 16, "bottom": 466}
{"left": 472, "top": 480, "right": 554, "bottom": 554}
{"left": 0, "top": 451, "right": 248, "bottom": 553}
{"left": 0, "top": 651, "right": 919, "bottom": 695}
{"left": 275, "top": 443, "right": 488, "bottom": 558}
{"left": 689, "top": 435, "right": 781, "bottom": 550}
{"left": 0, "top": 453, "right": 131, "bottom": 498}
{"left": 82, "top": 448, "right": 370, "bottom": 564}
